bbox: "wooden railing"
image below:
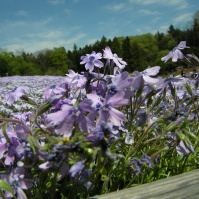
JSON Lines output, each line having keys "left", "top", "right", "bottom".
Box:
{"left": 91, "top": 169, "right": 199, "bottom": 199}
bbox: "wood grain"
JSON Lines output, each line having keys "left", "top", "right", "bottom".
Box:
{"left": 91, "top": 169, "right": 199, "bottom": 199}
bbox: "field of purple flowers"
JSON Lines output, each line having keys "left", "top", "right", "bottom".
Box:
{"left": 0, "top": 42, "right": 199, "bottom": 199}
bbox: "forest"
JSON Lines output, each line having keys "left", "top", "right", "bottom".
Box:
{"left": 0, "top": 11, "right": 199, "bottom": 77}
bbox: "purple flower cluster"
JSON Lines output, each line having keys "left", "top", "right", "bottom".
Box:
{"left": 127, "top": 154, "right": 153, "bottom": 175}
{"left": 0, "top": 43, "right": 198, "bottom": 198}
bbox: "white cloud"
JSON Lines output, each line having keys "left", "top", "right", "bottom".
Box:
{"left": 139, "top": 9, "right": 160, "bottom": 15}
{"left": 128, "top": 0, "right": 189, "bottom": 8}
{"left": 151, "top": 16, "right": 161, "bottom": 23}
{"left": 16, "top": 10, "right": 29, "bottom": 17}
{"left": 85, "top": 38, "right": 98, "bottom": 45}
{"left": 65, "top": 33, "right": 86, "bottom": 46}
{"left": 64, "top": 8, "right": 71, "bottom": 15}
{"left": 0, "top": 17, "right": 53, "bottom": 33}
{"left": 129, "top": 0, "right": 161, "bottom": 5}
{"left": 2, "top": 29, "right": 86, "bottom": 53}
{"left": 174, "top": 13, "right": 193, "bottom": 23}
{"left": 47, "top": 0, "right": 65, "bottom": 5}
{"left": 9, "top": 20, "right": 27, "bottom": 28}
{"left": 105, "top": 3, "right": 126, "bottom": 11}
{"left": 26, "top": 30, "right": 64, "bottom": 40}
{"left": 159, "top": 24, "right": 170, "bottom": 33}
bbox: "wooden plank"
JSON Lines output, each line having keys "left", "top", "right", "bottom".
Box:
{"left": 92, "top": 169, "right": 199, "bottom": 199}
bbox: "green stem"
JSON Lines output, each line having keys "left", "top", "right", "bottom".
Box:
{"left": 0, "top": 190, "right": 6, "bottom": 199}
{"left": 128, "top": 97, "right": 133, "bottom": 131}
{"left": 126, "top": 122, "right": 156, "bottom": 159}
{"left": 125, "top": 175, "right": 137, "bottom": 189}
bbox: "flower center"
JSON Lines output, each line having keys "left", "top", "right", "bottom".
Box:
{"left": 95, "top": 103, "right": 101, "bottom": 111}
{"left": 71, "top": 107, "right": 81, "bottom": 119}
{"left": 108, "top": 85, "right": 117, "bottom": 95}
{"left": 89, "top": 55, "right": 95, "bottom": 62}
{"left": 102, "top": 104, "right": 110, "bottom": 112}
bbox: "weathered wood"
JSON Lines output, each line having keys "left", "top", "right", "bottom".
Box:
{"left": 92, "top": 169, "right": 199, "bottom": 199}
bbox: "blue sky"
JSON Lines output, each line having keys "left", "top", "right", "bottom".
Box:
{"left": 0, "top": 0, "right": 198, "bottom": 54}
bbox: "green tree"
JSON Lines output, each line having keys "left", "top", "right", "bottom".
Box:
{"left": 36, "top": 49, "right": 53, "bottom": 75}
{"left": 122, "top": 36, "right": 134, "bottom": 72}
{"left": 50, "top": 47, "right": 68, "bottom": 75}
{"left": 70, "top": 44, "right": 83, "bottom": 73}
{"left": 111, "top": 37, "right": 123, "bottom": 57}
{"left": 131, "top": 41, "right": 145, "bottom": 71}
{"left": 0, "top": 56, "right": 8, "bottom": 76}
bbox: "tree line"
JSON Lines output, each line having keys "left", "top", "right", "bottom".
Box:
{"left": 0, "top": 11, "right": 199, "bottom": 77}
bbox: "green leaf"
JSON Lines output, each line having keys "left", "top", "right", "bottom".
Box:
{"left": 184, "top": 83, "right": 193, "bottom": 96}
{"left": 27, "top": 135, "right": 40, "bottom": 154}
{"left": 2, "top": 123, "right": 11, "bottom": 143}
{"left": 168, "top": 82, "right": 176, "bottom": 98}
{"left": 0, "top": 180, "right": 15, "bottom": 197}
{"left": 20, "top": 95, "right": 38, "bottom": 106}
{"left": 36, "top": 102, "right": 52, "bottom": 116}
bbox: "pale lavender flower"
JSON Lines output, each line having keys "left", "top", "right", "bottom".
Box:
{"left": 39, "top": 145, "right": 69, "bottom": 181}
{"left": 44, "top": 85, "right": 66, "bottom": 100}
{"left": 167, "top": 132, "right": 194, "bottom": 156}
{"left": 69, "top": 161, "right": 92, "bottom": 190}
{"left": 103, "top": 46, "right": 127, "bottom": 69}
{"left": 176, "top": 140, "right": 194, "bottom": 156}
{"left": 49, "top": 98, "right": 74, "bottom": 113}
{"left": 161, "top": 41, "right": 189, "bottom": 63}
{"left": 65, "top": 69, "right": 87, "bottom": 88}
{"left": 69, "top": 160, "right": 85, "bottom": 177}
{"left": 87, "top": 122, "right": 115, "bottom": 150}
{"left": 141, "top": 66, "right": 161, "bottom": 84}
{"left": 107, "top": 71, "right": 133, "bottom": 97}
{"left": 140, "top": 154, "right": 153, "bottom": 168}
{"left": 13, "top": 112, "right": 32, "bottom": 124}
{"left": 127, "top": 158, "right": 142, "bottom": 175}
{"left": 131, "top": 74, "right": 145, "bottom": 90}
{"left": 87, "top": 91, "right": 129, "bottom": 126}
{"left": 0, "top": 129, "right": 23, "bottom": 165}
{"left": 87, "top": 127, "right": 105, "bottom": 145}
{"left": 80, "top": 51, "right": 104, "bottom": 73}
{"left": 47, "top": 99, "right": 94, "bottom": 137}
{"left": 0, "top": 166, "right": 32, "bottom": 199}
{"left": 127, "top": 154, "right": 152, "bottom": 175}
{"left": 7, "top": 86, "right": 29, "bottom": 105}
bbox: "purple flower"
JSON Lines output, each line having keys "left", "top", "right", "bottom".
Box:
{"left": 140, "top": 154, "right": 153, "bottom": 168}
{"left": 87, "top": 127, "right": 105, "bottom": 145}
{"left": 47, "top": 99, "right": 94, "bottom": 137}
{"left": 131, "top": 74, "right": 145, "bottom": 90}
{"left": 65, "top": 69, "right": 87, "bottom": 88}
{"left": 141, "top": 66, "right": 161, "bottom": 84}
{"left": 87, "top": 91, "right": 129, "bottom": 126}
{"left": 87, "top": 122, "right": 114, "bottom": 150}
{"left": 167, "top": 132, "right": 194, "bottom": 156}
{"left": 69, "top": 161, "right": 92, "bottom": 190}
{"left": 127, "top": 158, "right": 142, "bottom": 175}
{"left": 0, "top": 166, "right": 32, "bottom": 199}
{"left": 44, "top": 85, "right": 66, "bottom": 100}
{"left": 7, "top": 86, "right": 29, "bottom": 106}
{"left": 39, "top": 146, "right": 69, "bottom": 181}
{"left": 127, "top": 154, "right": 153, "bottom": 175}
{"left": 107, "top": 71, "right": 133, "bottom": 97}
{"left": 69, "top": 160, "right": 85, "bottom": 177}
{"left": 13, "top": 112, "right": 32, "bottom": 124}
{"left": 161, "top": 41, "right": 189, "bottom": 63}
{"left": 80, "top": 51, "right": 104, "bottom": 73}
{"left": 103, "top": 46, "right": 127, "bottom": 69}
{"left": 176, "top": 140, "right": 194, "bottom": 156}
{"left": 0, "top": 129, "right": 24, "bottom": 165}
